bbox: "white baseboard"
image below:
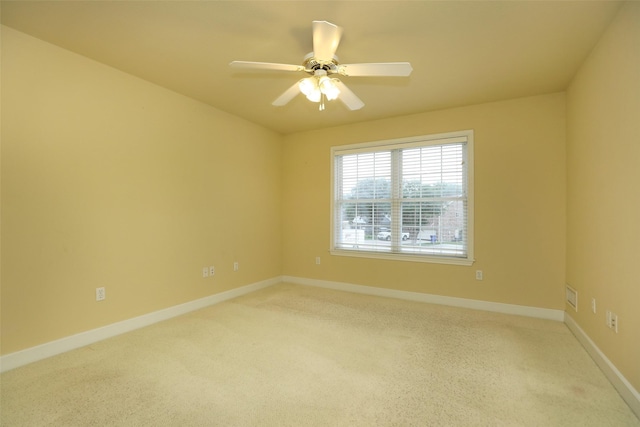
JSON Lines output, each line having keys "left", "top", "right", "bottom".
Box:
{"left": 564, "top": 313, "right": 640, "bottom": 419}
{"left": 282, "top": 276, "right": 565, "bottom": 321}
{"left": 0, "top": 276, "right": 282, "bottom": 373}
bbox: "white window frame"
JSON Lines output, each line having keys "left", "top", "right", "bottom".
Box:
{"left": 330, "top": 130, "right": 474, "bottom": 266}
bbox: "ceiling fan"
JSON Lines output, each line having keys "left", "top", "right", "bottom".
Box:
{"left": 229, "top": 21, "right": 413, "bottom": 111}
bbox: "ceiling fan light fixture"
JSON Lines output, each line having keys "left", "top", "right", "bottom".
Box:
{"left": 299, "top": 77, "right": 317, "bottom": 97}
{"left": 319, "top": 76, "right": 340, "bottom": 101}
{"left": 300, "top": 69, "right": 339, "bottom": 104}
{"left": 307, "top": 89, "right": 322, "bottom": 103}
{"left": 299, "top": 78, "right": 322, "bottom": 102}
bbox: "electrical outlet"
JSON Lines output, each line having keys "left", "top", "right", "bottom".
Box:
{"left": 202, "top": 267, "right": 209, "bottom": 278}
{"left": 96, "top": 287, "right": 106, "bottom": 301}
{"left": 610, "top": 313, "right": 618, "bottom": 333}
{"left": 209, "top": 266, "right": 215, "bottom": 276}
{"left": 475, "top": 270, "right": 483, "bottom": 280}
{"left": 315, "top": 257, "right": 321, "bottom": 265}
{"left": 233, "top": 262, "right": 239, "bottom": 271}
{"left": 605, "top": 310, "right": 619, "bottom": 333}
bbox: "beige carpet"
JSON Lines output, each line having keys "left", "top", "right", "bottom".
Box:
{"left": 1, "top": 283, "right": 638, "bottom": 426}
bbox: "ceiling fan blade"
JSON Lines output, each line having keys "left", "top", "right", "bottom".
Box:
{"left": 230, "top": 61, "right": 304, "bottom": 72}
{"left": 272, "top": 81, "right": 302, "bottom": 106}
{"left": 312, "top": 21, "right": 343, "bottom": 62}
{"left": 333, "top": 80, "right": 364, "bottom": 110}
{"left": 338, "top": 62, "right": 413, "bottom": 77}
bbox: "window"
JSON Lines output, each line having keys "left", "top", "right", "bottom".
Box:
{"left": 331, "top": 130, "right": 474, "bottom": 265}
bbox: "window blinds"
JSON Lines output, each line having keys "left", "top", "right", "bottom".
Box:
{"left": 332, "top": 132, "right": 471, "bottom": 263}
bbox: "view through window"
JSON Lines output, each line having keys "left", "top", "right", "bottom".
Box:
{"left": 331, "top": 131, "right": 473, "bottom": 265}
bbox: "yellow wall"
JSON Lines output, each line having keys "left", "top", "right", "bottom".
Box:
{"left": 282, "top": 93, "right": 566, "bottom": 309}
{"left": 1, "top": 26, "right": 283, "bottom": 354}
{"left": 566, "top": 2, "right": 640, "bottom": 392}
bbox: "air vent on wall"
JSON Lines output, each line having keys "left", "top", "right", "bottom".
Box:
{"left": 566, "top": 285, "right": 578, "bottom": 311}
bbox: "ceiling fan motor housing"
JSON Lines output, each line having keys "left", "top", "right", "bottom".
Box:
{"left": 303, "top": 52, "right": 339, "bottom": 74}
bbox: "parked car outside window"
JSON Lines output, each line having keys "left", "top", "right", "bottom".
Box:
{"left": 377, "top": 231, "right": 409, "bottom": 241}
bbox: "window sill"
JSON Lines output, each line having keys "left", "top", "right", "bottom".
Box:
{"left": 330, "top": 249, "right": 474, "bottom": 266}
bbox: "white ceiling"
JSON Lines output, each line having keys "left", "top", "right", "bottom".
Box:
{"left": 1, "top": 1, "right": 622, "bottom": 135}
